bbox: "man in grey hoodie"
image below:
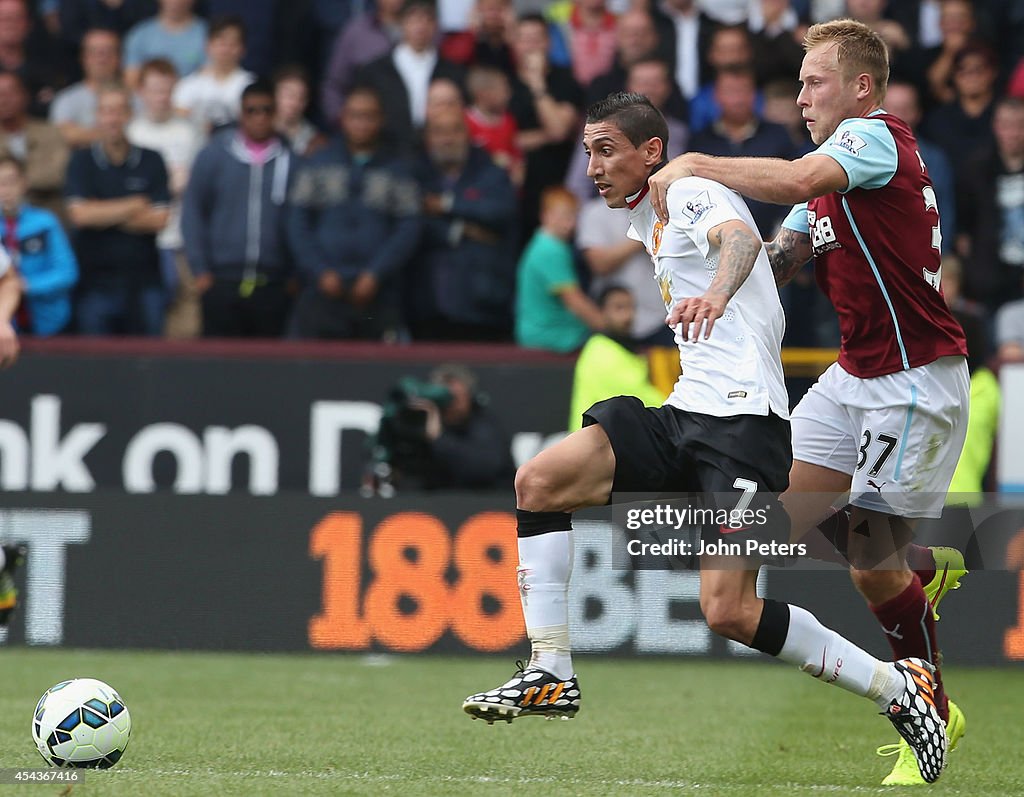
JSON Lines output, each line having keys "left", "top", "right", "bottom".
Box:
{"left": 182, "top": 80, "right": 293, "bottom": 337}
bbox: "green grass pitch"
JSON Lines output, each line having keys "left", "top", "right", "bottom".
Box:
{"left": 1, "top": 650, "right": 1022, "bottom": 796}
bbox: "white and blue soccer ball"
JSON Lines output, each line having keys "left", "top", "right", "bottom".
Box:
{"left": 31, "top": 678, "right": 131, "bottom": 769}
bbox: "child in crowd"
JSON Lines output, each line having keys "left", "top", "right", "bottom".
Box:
{"left": 129, "top": 58, "right": 205, "bottom": 337}
{"left": 0, "top": 156, "right": 77, "bottom": 336}
{"left": 515, "top": 187, "right": 603, "bottom": 353}
{"left": 173, "top": 15, "right": 255, "bottom": 133}
{"left": 273, "top": 66, "right": 326, "bottom": 157}
{"left": 464, "top": 64, "right": 523, "bottom": 186}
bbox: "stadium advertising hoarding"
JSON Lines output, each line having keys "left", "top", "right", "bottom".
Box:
{"left": 3, "top": 345, "right": 1021, "bottom": 499}
{"left": 1, "top": 492, "right": 1023, "bottom": 665}
{"left": 0, "top": 342, "right": 573, "bottom": 496}
{"left": 0, "top": 345, "right": 1022, "bottom": 665}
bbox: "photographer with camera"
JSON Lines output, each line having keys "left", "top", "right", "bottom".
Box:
{"left": 367, "top": 363, "right": 515, "bottom": 493}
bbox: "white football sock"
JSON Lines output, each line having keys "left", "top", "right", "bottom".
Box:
{"left": 779, "top": 604, "right": 903, "bottom": 709}
{"left": 0, "top": 547, "right": 5, "bottom": 571}
{"left": 517, "top": 530, "right": 574, "bottom": 680}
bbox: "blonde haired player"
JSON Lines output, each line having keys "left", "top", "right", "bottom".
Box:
{"left": 650, "top": 18, "right": 969, "bottom": 785}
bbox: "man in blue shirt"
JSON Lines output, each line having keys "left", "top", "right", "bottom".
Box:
{"left": 410, "top": 108, "right": 518, "bottom": 341}
{"left": 122, "top": 0, "right": 208, "bottom": 89}
{"left": 689, "top": 65, "right": 797, "bottom": 237}
{"left": 289, "top": 86, "right": 420, "bottom": 340}
{"left": 182, "top": 81, "right": 294, "bottom": 338}
{"left": 66, "top": 84, "right": 170, "bottom": 335}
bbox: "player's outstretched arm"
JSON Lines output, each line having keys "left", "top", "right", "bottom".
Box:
{"left": 649, "top": 153, "right": 848, "bottom": 223}
{"left": 764, "top": 227, "right": 813, "bottom": 288}
{"left": 668, "top": 220, "right": 761, "bottom": 342}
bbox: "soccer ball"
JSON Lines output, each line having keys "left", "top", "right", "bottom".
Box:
{"left": 31, "top": 678, "right": 131, "bottom": 768}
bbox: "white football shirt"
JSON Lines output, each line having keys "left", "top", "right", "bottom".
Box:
{"left": 627, "top": 176, "right": 789, "bottom": 419}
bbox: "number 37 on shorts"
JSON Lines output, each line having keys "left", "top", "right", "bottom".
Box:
{"left": 791, "top": 358, "right": 970, "bottom": 519}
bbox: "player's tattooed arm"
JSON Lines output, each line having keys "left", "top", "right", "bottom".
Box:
{"left": 764, "top": 227, "right": 812, "bottom": 288}
{"left": 707, "top": 220, "right": 762, "bottom": 298}
{"left": 668, "top": 220, "right": 761, "bottom": 342}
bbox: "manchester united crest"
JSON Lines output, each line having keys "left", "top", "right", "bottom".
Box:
{"left": 652, "top": 221, "right": 664, "bottom": 255}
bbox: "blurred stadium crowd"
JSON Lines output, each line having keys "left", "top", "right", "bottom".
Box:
{"left": 2, "top": 0, "right": 1024, "bottom": 358}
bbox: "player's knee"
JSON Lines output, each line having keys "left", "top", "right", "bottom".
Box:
{"left": 700, "top": 596, "right": 754, "bottom": 644}
{"left": 849, "top": 566, "right": 910, "bottom": 603}
{"left": 515, "top": 460, "right": 561, "bottom": 512}
{"left": 849, "top": 567, "right": 890, "bottom": 591}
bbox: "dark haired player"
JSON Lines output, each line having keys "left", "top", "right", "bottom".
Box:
{"left": 462, "top": 91, "right": 948, "bottom": 783}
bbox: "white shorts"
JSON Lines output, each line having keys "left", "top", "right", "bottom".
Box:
{"left": 791, "top": 356, "right": 970, "bottom": 518}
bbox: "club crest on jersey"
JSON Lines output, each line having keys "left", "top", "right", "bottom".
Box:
{"left": 681, "top": 191, "right": 715, "bottom": 224}
{"left": 652, "top": 220, "right": 664, "bottom": 255}
{"left": 832, "top": 129, "right": 867, "bottom": 156}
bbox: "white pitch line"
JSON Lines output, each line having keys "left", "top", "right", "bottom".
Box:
{"left": 113, "top": 768, "right": 969, "bottom": 794}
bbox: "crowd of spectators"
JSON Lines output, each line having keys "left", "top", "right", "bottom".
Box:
{"left": 1, "top": 0, "right": 1024, "bottom": 356}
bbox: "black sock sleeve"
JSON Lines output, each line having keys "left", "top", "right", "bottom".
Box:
{"left": 751, "top": 598, "right": 791, "bottom": 657}
{"left": 516, "top": 509, "right": 573, "bottom": 537}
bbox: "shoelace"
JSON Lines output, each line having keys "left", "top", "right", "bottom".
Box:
{"left": 879, "top": 734, "right": 958, "bottom": 760}
{"left": 514, "top": 659, "right": 527, "bottom": 675}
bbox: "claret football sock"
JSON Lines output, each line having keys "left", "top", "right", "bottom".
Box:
{"left": 870, "top": 575, "right": 948, "bottom": 722}
{"left": 516, "top": 510, "right": 575, "bottom": 681}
